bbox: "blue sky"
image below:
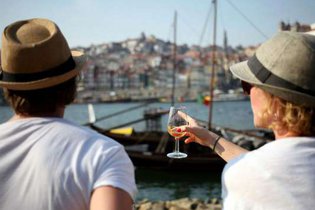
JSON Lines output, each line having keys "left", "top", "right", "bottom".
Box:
{"left": 0, "top": 0, "right": 314, "bottom": 48}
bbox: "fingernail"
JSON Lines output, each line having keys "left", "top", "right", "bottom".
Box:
{"left": 177, "top": 128, "right": 181, "bottom": 132}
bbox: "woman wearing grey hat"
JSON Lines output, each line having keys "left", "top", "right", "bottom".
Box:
{"left": 182, "top": 31, "right": 315, "bottom": 209}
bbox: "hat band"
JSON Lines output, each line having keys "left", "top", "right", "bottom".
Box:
{"left": 248, "top": 54, "right": 315, "bottom": 96}
{"left": 0, "top": 56, "right": 76, "bottom": 82}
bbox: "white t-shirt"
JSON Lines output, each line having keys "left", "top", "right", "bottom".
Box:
{"left": 222, "top": 137, "right": 315, "bottom": 210}
{"left": 0, "top": 117, "right": 137, "bottom": 210}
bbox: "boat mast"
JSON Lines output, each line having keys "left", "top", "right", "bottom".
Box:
{"left": 171, "top": 11, "right": 177, "bottom": 107}
{"left": 208, "top": 0, "right": 217, "bottom": 129}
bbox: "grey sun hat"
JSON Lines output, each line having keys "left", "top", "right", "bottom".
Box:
{"left": 230, "top": 31, "right": 315, "bottom": 107}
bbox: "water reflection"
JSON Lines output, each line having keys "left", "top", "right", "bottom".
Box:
{"left": 135, "top": 168, "right": 222, "bottom": 201}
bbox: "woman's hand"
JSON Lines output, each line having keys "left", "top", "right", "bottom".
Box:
{"left": 178, "top": 112, "right": 249, "bottom": 162}
{"left": 178, "top": 112, "right": 216, "bottom": 148}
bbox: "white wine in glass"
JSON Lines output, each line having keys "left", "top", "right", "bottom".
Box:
{"left": 167, "top": 106, "right": 188, "bottom": 158}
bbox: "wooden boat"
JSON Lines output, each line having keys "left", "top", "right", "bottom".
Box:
{"left": 126, "top": 151, "right": 225, "bottom": 171}
{"left": 91, "top": 123, "right": 226, "bottom": 171}
{"left": 86, "top": 99, "right": 274, "bottom": 171}
{"left": 90, "top": 122, "right": 273, "bottom": 171}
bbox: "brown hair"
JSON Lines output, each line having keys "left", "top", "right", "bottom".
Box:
{"left": 262, "top": 92, "right": 315, "bottom": 136}
{"left": 3, "top": 78, "right": 77, "bottom": 116}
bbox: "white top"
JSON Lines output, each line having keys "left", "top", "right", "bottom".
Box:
{"left": 0, "top": 117, "right": 137, "bottom": 210}
{"left": 222, "top": 137, "right": 315, "bottom": 210}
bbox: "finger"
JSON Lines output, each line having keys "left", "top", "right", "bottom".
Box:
{"left": 182, "top": 125, "right": 196, "bottom": 133}
{"left": 184, "top": 137, "right": 195, "bottom": 144}
{"left": 177, "top": 111, "right": 188, "bottom": 120}
{"left": 177, "top": 125, "right": 186, "bottom": 129}
{"left": 183, "top": 131, "right": 190, "bottom": 137}
{"left": 183, "top": 131, "right": 193, "bottom": 138}
{"left": 178, "top": 125, "right": 188, "bottom": 132}
{"left": 177, "top": 111, "right": 197, "bottom": 125}
{"left": 187, "top": 117, "right": 198, "bottom": 126}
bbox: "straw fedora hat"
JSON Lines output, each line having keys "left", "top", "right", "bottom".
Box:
{"left": 0, "top": 18, "right": 86, "bottom": 90}
{"left": 230, "top": 31, "right": 315, "bottom": 107}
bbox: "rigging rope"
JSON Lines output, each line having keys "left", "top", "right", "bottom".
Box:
{"left": 199, "top": 3, "right": 213, "bottom": 46}
{"left": 179, "top": 15, "right": 201, "bottom": 41}
{"left": 225, "top": 0, "right": 268, "bottom": 39}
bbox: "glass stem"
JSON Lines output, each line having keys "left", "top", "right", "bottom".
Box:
{"left": 175, "top": 138, "right": 179, "bottom": 153}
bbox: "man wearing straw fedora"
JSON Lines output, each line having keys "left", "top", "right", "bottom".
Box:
{"left": 0, "top": 18, "right": 137, "bottom": 210}
{"left": 181, "top": 31, "right": 315, "bottom": 209}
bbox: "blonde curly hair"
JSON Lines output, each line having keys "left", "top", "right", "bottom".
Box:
{"left": 261, "top": 91, "right": 315, "bottom": 136}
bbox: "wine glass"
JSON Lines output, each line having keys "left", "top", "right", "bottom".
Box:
{"left": 167, "top": 106, "right": 188, "bottom": 158}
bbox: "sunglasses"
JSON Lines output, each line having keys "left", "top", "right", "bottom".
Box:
{"left": 241, "top": 81, "right": 253, "bottom": 95}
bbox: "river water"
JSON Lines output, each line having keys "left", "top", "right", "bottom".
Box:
{"left": 0, "top": 100, "right": 254, "bottom": 201}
